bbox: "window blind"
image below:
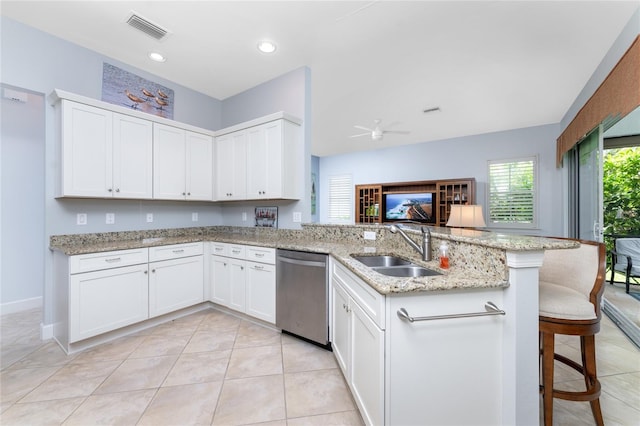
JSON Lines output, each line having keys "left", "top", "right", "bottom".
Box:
{"left": 488, "top": 158, "right": 536, "bottom": 226}
{"left": 328, "top": 174, "right": 352, "bottom": 223}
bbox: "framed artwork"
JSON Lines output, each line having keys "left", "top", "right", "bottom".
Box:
{"left": 101, "top": 63, "right": 174, "bottom": 119}
{"left": 255, "top": 207, "right": 278, "bottom": 228}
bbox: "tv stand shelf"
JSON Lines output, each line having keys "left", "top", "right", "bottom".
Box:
{"left": 355, "top": 178, "right": 475, "bottom": 226}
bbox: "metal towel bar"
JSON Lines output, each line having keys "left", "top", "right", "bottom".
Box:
{"left": 397, "top": 301, "right": 505, "bottom": 323}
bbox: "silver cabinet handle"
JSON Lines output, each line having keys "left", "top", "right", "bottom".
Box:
{"left": 397, "top": 301, "right": 505, "bottom": 323}
{"left": 254, "top": 253, "right": 265, "bottom": 257}
{"left": 105, "top": 257, "right": 121, "bottom": 263}
{"left": 172, "top": 249, "right": 184, "bottom": 253}
{"left": 115, "top": 188, "right": 120, "bottom": 193}
{"left": 253, "top": 265, "right": 264, "bottom": 270}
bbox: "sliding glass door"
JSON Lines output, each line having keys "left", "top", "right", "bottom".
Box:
{"left": 569, "top": 125, "right": 604, "bottom": 242}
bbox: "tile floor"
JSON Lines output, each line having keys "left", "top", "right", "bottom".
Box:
{"left": 1, "top": 305, "right": 639, "bottom": 425}
{"left": 1, "top": 308, "right": 363, "bottom": 425}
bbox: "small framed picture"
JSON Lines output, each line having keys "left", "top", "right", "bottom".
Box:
{"left": 255, "top": 207, "right": 278, "bottom": 228}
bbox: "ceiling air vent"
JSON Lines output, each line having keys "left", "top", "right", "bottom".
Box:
{"left": 126, "top": 12, "right": 169, "bottom": 41}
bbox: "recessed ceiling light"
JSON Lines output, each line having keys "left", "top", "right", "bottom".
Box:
{"left": 148, "top": 51, "right": 166, "bottom": 62}
{"left": 257, "top": 40, "right": 277, "bottom": 54}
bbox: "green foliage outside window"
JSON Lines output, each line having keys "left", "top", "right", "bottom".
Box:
{"left": 603, "top": 147, "right": 640, "bottom": 250}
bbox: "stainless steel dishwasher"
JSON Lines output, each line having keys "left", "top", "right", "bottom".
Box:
{"left": 276, "top": 249, "right": 330, "bottom": 348}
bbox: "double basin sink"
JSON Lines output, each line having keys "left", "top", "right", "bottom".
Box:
{"left": 351, "top": 255, "right": 442, "bottom": 278}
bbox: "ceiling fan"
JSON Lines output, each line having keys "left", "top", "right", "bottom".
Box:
{"left": 350, "top": 119, "right": 410, "bottom": 141}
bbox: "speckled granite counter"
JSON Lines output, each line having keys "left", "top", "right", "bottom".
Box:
{"left": 50, "top": 224, "right": 578, "bottom": 295}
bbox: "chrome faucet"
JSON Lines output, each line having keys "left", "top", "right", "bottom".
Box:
{"left": 388, "top": 224, "right": 432, "bottom": 261}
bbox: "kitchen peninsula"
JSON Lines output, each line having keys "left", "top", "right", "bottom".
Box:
{"left": 50, "top": 224, "right": 576, "bottom": 425}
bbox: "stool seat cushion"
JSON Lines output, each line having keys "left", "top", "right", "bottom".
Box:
{"left": 539, "top": 280, "right": 597, "bottom": 320}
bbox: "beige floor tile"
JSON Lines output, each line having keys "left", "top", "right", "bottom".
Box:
{"left": 0, "top": 367, "right": 61, "bottom": 404}
{"left": 138, "top": 381, "right": 221, "bottom": 426}
{"left": 197, "top": 310, "right": 242, "bottom": 332}
{"left": 93, "top": 355, "right": 176, "bottom": 394}
{"left": 234, "top": 321, "right": 282, "bottom": 348}
{"left": 226, "top": 344, "right": 283, "bottom": 379}
{"left": 213, "top": 375, "right": 285, "bottom": 425}
{"left": 600, "top": 371, "right": 640, "bottom": 407}
{"left": 284, "top": 369, "right": 355, "bottom": 418}
{"left": 70, "top": 335, "right": 146, "bottom": 364}
{"left": 282, "top": 340, "right": 336, "bottom": 373}
{"left": 287, "top": 410, "right": 365, "bottom": 426}
{"left": 149, "top": 317, "right": 201, "bottom": 337}
{"left": 128, "top": 334, "right": 191, "bottom": 358}
{"left": 20, "top": 361, "right": 121, "bottom": 403}
{"left": 7, "top": 341, "right": 76, "bottom": 370}
{"left": 0, "top": 397, "right": 85, "bottom": 426}
{"left": 62, "top": 389, "right": 155, "bottom": 425}
{"left": 183, "top": 329, "right": 237, "bottom": 353}
{"left": 163, "top": 350, "right": 231, "bottom": 387}
{"left": 1, "top": 341, "right": 43, "bottom": 369}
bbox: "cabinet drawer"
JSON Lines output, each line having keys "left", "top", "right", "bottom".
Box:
{"left": 70, "top": 248, "right": 148, "bottom": 274}
{"left": 246, "top": 246, "right": 275, "bottom": 264}
{"left": 149, "top": 242, "right": 203, "bottom": 262}
{"left": 332, "top": 260, "right": 386, "bottom": 330}
{"left": 210, "top": 242, "right": 246, "bottom": 259}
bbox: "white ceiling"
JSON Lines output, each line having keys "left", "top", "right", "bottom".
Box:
{"left": 2, "top": 1, "right": 638, "bottom": 157}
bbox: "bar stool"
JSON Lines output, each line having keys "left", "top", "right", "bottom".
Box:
{"left": 538, "top": 239, "right": 606, "bottom": 426}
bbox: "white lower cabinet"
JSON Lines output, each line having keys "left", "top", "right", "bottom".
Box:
{"left": 69, "top": 263, "right": 149, "bottom": 343}
{"left": 149, "top": 255, "right": 204, "bottom": 318}
{"left": 331, "top": 261, "right": 385, "bottom": 426}
{"left": 54, "top": 243, "right": 205, "bottom": 353}
{"left": 209, "top": 243, "right": 275, "bottom": 324}
{"left": 330, "top": 257, "right": 505, "bottom": 426}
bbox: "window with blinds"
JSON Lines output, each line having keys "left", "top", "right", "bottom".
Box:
{"left": 488, "top": 157, "right": 537, "bottom": 228}
{"left": 328, "top": 174, "right": 353, "bottom": 223}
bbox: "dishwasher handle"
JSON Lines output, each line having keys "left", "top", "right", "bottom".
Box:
{"left": 277, "top": 256, "right": 326, "bottom": 268}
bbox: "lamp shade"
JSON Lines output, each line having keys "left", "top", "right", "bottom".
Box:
{"left": 446, "top": 205, "right": 486, "bottom": 228}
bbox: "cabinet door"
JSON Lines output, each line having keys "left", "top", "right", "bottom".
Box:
{"left": 69, "top": 264, "right": 148, "bottom": 342}
{"left": 153, "top": 123, "right": 186, "bottom": 200}
{"left": 386, "top": 290, "right": 503, "bottom": 425}
{"left": 61, "top": 100, "right": 112, "bottom": 197}
{"left": 112, "top": 113, "right": 153, "bottom": 199}
{"left": 186, "top": 131, "right": 213, "bottom": 200}
{"left": 331, "top": 281, "right": 351, "bottom": 377}
{"left": 228, "top": 258, "right": 246, "bottom": 312}
{"left": 215, "top": 131, "right": 246, "bottom": 200}
{"left": 350, "top": 300, "right": 385, "bottom": 426}
{"left": 245, "top": 261, "right": 275, "bottom": 323}
{"left": 210, "top": 255, "right": 231, "bottom": 306}
{"left": 149, "top": 256, "right": 204, "bottom": 318}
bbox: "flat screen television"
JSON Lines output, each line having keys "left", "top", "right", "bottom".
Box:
{"left": 384, "top": 192, "right": 435, "bottom": 223}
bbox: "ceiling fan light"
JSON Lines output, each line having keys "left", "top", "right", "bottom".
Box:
{"left": 257, "top": 40, "right": 277, "bottom": 53}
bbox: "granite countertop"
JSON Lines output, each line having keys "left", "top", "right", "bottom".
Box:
{"left": 50, "top": 225, "right": 578, "bottom": 295}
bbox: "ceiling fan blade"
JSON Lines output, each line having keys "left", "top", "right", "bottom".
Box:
{"left": 384, "top": 121, "right": 402, "bottom": 129}
{"left": 383, "top": 130, "right": 410, "bottom": 135}
{"left": 350, "top": 132, "right": 371, "bottom": 138}
{"left": 353, "top": 125, "right": 373, "bottom": 132}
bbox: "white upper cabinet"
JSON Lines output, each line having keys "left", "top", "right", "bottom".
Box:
{"left": 59, "top": 100, "right": 153, "bottom": 199}
{"left": 153, "top": 123, "right": 213, "bottom": 201}
{"left": 215, "top": 131, "right": 247, "bottom": 200}
{"left": 217, "top": 117, "right": 301, "bottom": 201}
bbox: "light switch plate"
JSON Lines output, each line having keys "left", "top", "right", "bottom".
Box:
{"left": 76, "top": 213, "right": 87, "bottom": 225}
{"left": 106, "top": 213, "right": 115, "bottom": 224}
{"left": 242, "top": 212, "right": 247, "bottom": 221}
{"left": 364, "top": 231, "right": 376, "bottom": 240}
{"left": 146, "top": 213, "right": 153, "bottom": 223}
{"left": 293, "top": 212, "right": 302, "bottom": 223}
{"left": 192, "top": 212, "right": 198, "bottom": 222}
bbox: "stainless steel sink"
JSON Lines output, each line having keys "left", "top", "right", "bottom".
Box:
{"left": 351, "top": 255, "right": 412, "bottom": 267}
{"left": 372, "top": 265, "right": 442, "bottom": 277}
{"left": 351, "top": 254, "right": 441, "bottom": 278}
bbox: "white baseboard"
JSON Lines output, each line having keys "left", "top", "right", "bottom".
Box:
{"left": 40, "top": 322, "right": 54, "bottom": 340}
{"left": 0, "top": 296, "right": 42, "bottom": 315}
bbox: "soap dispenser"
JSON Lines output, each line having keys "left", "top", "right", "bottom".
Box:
{"left": 439, "top": 242, "right": 450, "bottom": 269}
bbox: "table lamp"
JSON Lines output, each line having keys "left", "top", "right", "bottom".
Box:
{"left": 446, "top": 205, "right": 486, "bottom": 229}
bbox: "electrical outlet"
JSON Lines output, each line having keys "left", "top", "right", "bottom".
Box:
{"left": 76, "top": 213, "right": 87, "bottom": 225}
{"left": 242, "top": 212, "right": 247, "bottom": 221}
{"left": 293, "top": 212, "right": 302, "bottom": 223}
{"left": 192, "top": 212, "right": 198, "bottom": 222}
{"left": 364, "top": 231, "right": 376, "bottom": 240}
{"left": 106, "top": 213, "right": 115, "bottom": 224}
{"left": 146, "top": 213, "right": 153, "bottom": 223}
